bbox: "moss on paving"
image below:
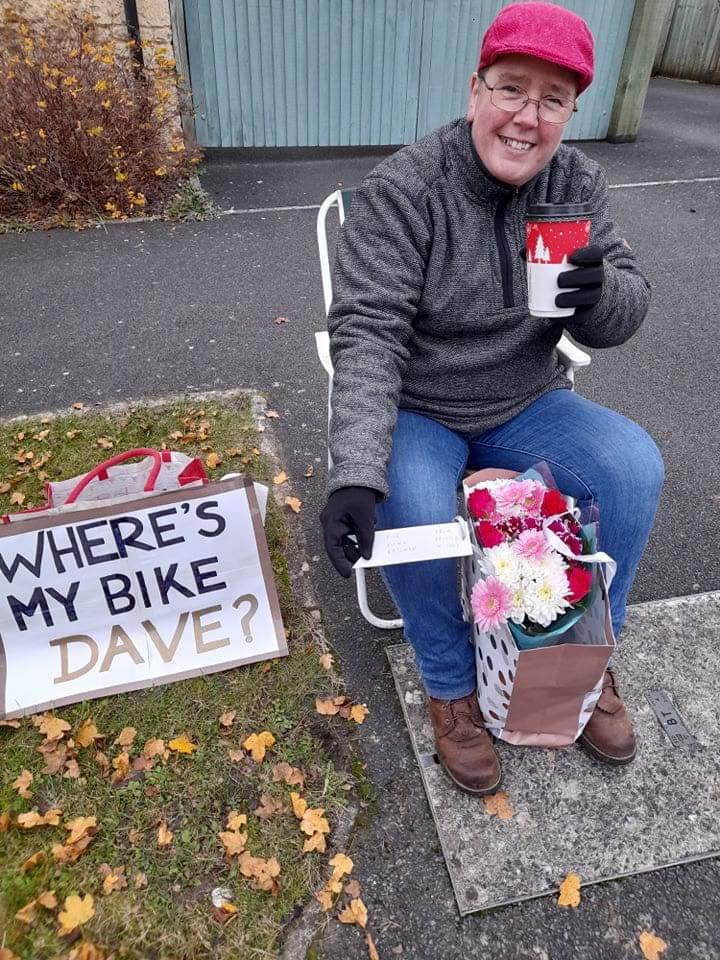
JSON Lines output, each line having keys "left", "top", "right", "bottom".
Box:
{"left": 0, "top": 396, "right": 352, "bottom": 960}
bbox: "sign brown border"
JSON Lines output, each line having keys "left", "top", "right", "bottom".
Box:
{"left": 0, "top": 477, "right": 287, "bottom": 719}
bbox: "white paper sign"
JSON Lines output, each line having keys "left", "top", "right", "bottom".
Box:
{"left": 0, "top": 478, "right": 286, "bottom": 718}
{"left": 354, "top": 518, "right": 472, "bottom": 568}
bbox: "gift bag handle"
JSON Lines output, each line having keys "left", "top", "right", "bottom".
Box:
{"left": 64, "top": 448, "right": 164, "bottom": 504}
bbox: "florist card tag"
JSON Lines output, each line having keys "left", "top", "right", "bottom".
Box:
{"left": 355, "top": 518, "right": 472, "bottom": 569}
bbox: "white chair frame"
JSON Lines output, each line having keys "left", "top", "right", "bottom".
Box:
{"left": 316, "top": 189, "right": 591, "bottom": 630}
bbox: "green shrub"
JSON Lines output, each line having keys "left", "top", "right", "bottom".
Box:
{"left": 0, "top": 2, "right": 202, "bottom": 225}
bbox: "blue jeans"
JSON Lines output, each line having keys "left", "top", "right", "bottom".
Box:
{"left": 376, "top": 389, "right": 665, "bottom": 701}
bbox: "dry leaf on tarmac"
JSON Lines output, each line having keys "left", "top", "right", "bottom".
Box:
{"left": 219, "top": 710, "right": 236, "bottom": 728}
{"left": 134, "top": 872, "right": 148, "bottom": 889}
{"left": 98, "top": 863, "right": 127, "bottom": 894}
{"left": 75, "top": 720, "right": 103, "bottom": 748}
{"left": 12, "top": 769, "right": 33, "bottom": 799}
{"left": 319, "top": 653, "right": 334, "bottom": 671}
{"left": 242, "top": 730, "right": 275, "bottom": 762}
{"left": 639, "top": 932, "right": 668, "bottom": 960}
{"left": 226, "top": 811, "right": 248, "bottom": 830}
{"left": 206, "top": 452, "right": 222, "bottom": 469}
{"left": 57, "top": 893, "right": 95, "bottom": 935}
{"left": 284, "top": 495, "right": 302, "bottom": 513}
{"left": 15, "top": 899, "right": 38, "bottom": 925}
{"left": 482, "top": 791, "right": 513, "bottom": 820}
{"left": 350, "top": 704, "right": 369, "bottom": 724}
{"left": 17, "top": 808, "right": 62, "bottom": 828}
{"left": 315, "top": 887, "right": 334, "bottom": 911}
{"left": 272, "top": 471, "right": 289, "bottom": 485}
{"left": 168, "top": 734, "right": 197, "bottom": 755}
{"left": 265, "top": 410, "right": 280, "bottom": 419}
{"left": 113, "top": 726, "right": 136, "bottom": 748}
{"left": 157, "top": 821, "right": 174, "bottom": 847}
{"left": 290, "top": 792, "right": 307, "bottom": 819}
{"left": 274, "top": 316, "right": 288, "bottom": 324}
{"left": 345, "top": 879, "right": 361, "bottom": 898}
{"left": 304, "top": 464, "right": 314, "bottom": 478}
{"left": 238, "top": 852, "right": 281, "bottom": 894}
{"left": 329, "top": 853, "right": 354, "bottom": 879}
{"left": 72, "top": 402, "right": 85, "bottom": 410}
{"left": 255, "top": 793, "right": 284, "bottom": 821}
{"left": 366, "top": 934, "right": 380, "bottom": 960}
{"left": 338, "top": 897, "right": 368, "bottom": 928}
{"left": 557, "top": 873, "right": 581, "bottom": 908}
{"left": 39, "top": 715, "right": 71, "bottom": 741}
{"left": 219, "top": 829, "right": 248, "bottom": 858}
{"left": 21, "top": 851, "right": 46, "bottom": 873}
{"left": 272, "top": 762, "right": 304, "bottom": 787}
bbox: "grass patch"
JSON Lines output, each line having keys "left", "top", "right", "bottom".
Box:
{"left": 165, "top": 178, "right": 218, "bottom": 222}
{"left": 0, "top": 396, "right": 353, "bottom": 960}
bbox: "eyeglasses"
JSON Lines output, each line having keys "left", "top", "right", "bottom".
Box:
{"left": 476, "top": 72, "right": 577, "bottom": 124}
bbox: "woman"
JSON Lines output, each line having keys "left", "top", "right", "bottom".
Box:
{"left": 321, "top": 2, "right": 664, "bottom": 795}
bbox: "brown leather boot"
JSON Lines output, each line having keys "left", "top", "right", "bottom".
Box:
{"left": 427, "top": 691, "right": 502, "bottom": 795}
{"left": 579, "top": 669, "right": 637, "bottom": 765}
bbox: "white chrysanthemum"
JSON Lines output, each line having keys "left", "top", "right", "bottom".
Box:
{"left": 483, "top": 543, "right": 525, "bottom": 588}
{"left": 524, "top": 564, "right": 571, "bottom": 627}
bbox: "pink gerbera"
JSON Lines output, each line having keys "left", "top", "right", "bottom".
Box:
{"left": 513, "top": 529, "right": 551, "bottom": 562}
{"left": 470, "top": 576, "right": 513, "bottom": 632}
{"left": 495, "top": 479, "right": 544, "bottom": 516}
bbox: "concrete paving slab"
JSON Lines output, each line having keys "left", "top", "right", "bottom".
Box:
{"left": 387, "top": 591, "right": 720, "bottom": 915}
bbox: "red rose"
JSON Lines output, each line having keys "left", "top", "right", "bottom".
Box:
{"left": 476, "top": 521, "right": 504, "bottom": 548}
{"left": 566, "top": 566, "right": 592, "bottom": 603}
{"left": 467, "top": 488, "right": 497, "bottom": 521}
{"left": 541, "top": 488, "right": 568, "bottom": 518}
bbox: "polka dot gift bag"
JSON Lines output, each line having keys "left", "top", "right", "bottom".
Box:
{"left": 460, "top": 465, "right": 616, "bottom": 748}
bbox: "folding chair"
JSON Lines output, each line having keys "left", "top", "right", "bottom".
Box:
{"left": 315, "top": 188, "right": 591, "bottom": 630}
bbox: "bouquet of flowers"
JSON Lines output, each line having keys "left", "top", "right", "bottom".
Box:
{"left": 466, "top": 469, "right": 596, "bottom": 645}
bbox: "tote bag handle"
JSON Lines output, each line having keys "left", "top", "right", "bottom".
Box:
{"left": 64, "top": 448, "right": 165, "bottom": 504}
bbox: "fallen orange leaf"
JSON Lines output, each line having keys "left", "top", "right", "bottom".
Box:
{"left": 75, "top": 720, "right": 102, "bottom": 748}
{"left": 134, "top": 872, "right": 148, "bottom": 889}
{"left": 36, "top": 890, "right": 57, "bottom": 910}
{"left": 219, "top": 829, "right": 248, "bottom": 857}
{"left": 128, "top": 828, "right": 144, "bottom": 844}
{"left": 265, "top": 410, "right": 280, "bottom": 419}
{"left": 238, "top": 852, "right": 281, "bottom": 894}
{"left": 329, "top": 853, "right": 353, "bottom": 879}
{"left": 290, "top": 792, "right": 307, "bottom": 820}
{"left": 284, "top": 495, "right": 302, "bottom": 513}
{"left": 111, "top": 751, "right": 130, "bottom": 784}
{"left": 300, "top": 807, "right": 330, "bottom": 837}
{"left": 168, "top": 735, "right": 197, "bottom": 755}
{"left": 51, "top": 834, "right": 94, "bottom": 864}
{"left": 272, "top": 471, "right": 289, "bottom": 485}
{"left": 0, "top": 813, "right": 10, "bottom": 831}
{"left": 10, "top": 491, "right": 25, "bottom": 505}
{"left": 21, "top": 851, "right": 46, "bottom": 873}
{"left": 64, "top": 758, "right": 81, "bottom": 779}
{"left": 142, "top": 737, "right": 165, "bottom": 759}
{"left": 314, "top": 887, "right": 334, "bottom": 911}
{"left": 17, "top": 808, "right": 62, "bottom": 828}
{"left": 15, "top": 898, "right": 38, "bottom": 925}
{"left": 65, "top": 816, "right": 97, "bottom": 844}
{"left": 12, "top": 769, "right": 33, "bottom": 799}
{"left": 350, "top": 704, "right": 369, "bottom": 724}
{"left": 255, "top": 793, "right": 284, "bottom": 821}
{"left": 113, "top": 726, "right": 136, "bottom": 748}
{"left": 319, "top": 653, "right": 334, "bottom": 671}
{"left": 227, "top": 811, "right": 248, "bottom": 830}
{"left": 242, "top": 730, "right": 275, "bottom": 762}
{"left": 303, "top": 831, "right": 327, "bottom": 854}
{"left": 315, "top": 697, "right": 341, "bottom": 716}
{"left": 639, "top": 931, "right": 668, "bottom": 960}
{"left": 39, "top": 715, "right": 71, "bottom": 741}
{"left": 157, "top": 821, "right": 174, "bottom": 847}
{"left": 219, "top": 709, "right": 236, "bottom": 728}
{"left": 205, "top": 452, "right": 222, "bottom": 469}
{"left": 98, "top": 863, "right": 127, "bottom": 894}
{"left": 345, "top": 878, "right": 361, "bottom": 898}
{"left": 338, "top": 897, "right": 368, "bottom": 928}
{"left": 366, "top": 933, "right": 380, "bottom": 960}
{"left": 483, "top": 791, "right": 513, "bottom": 820}
{"left": 304, "top": 464, "right": 314, "bottom": 478}
{"left": 272, "top": 762, "right": 304, "bottom": 787}
{"left": 228, "top": 748, "right": 244, "bottom": 762}
{"left": 57, "top": 893, "right": 95, "bottom": 935}
{"left": 557, "top": 872, "right": 581, "bottom": 908}
{"left": 96, "top": 437, "right": 114, "bottom": 450}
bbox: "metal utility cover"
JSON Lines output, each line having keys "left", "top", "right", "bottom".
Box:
{"left": 386, "top": 592, "right": 720, "bottom": 915}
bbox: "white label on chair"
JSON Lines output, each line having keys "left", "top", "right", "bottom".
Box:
{"left": 354, "top": 518, "right": 472, "bottom": 568}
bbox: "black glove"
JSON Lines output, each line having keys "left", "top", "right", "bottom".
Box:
{"left": 320, "top": 486, "right": 377, "bottom": 578}
{"left": 555, "top": 245, "right": 605, "bottom": 317}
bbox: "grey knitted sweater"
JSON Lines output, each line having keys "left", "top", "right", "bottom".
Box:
{"left": 327, "top": 119, "right": 651, "bottom": 499}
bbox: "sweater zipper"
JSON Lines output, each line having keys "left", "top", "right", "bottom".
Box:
{"left": 494, "top": 191, "right": 517, "bottom": 308}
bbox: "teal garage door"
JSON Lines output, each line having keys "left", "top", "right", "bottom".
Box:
{"left": 183, "top": 0, "right": 636, "bottom": 146}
